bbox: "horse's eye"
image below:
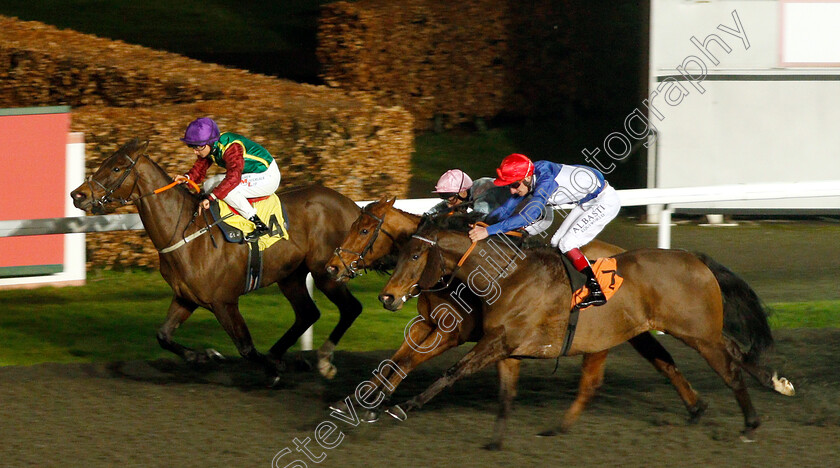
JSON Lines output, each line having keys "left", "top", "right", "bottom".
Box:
{"left": 112, "top": 167, "right": 121, "bottom": 173}
{"left": 361, "top": 229, "right": 369, "bottom": 235}
{"left": 411, "top": 254, "right": 420, "bottom": 260}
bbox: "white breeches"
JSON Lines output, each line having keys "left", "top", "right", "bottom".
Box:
{"left": 550, "top": 185, "right": 620, "bottom": 252}
{"left": 203, "top": 161, "right": 281, "bottom": 219}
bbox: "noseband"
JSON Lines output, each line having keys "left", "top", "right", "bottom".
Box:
{"left": 333, "top": 207, "right": 396, "bottom": 278}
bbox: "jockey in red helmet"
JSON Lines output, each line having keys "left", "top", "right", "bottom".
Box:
{"left": 469, "top": 153, "right": 621, "bottom": 308}
{"left": 175, "top": 117, "right": 281, "bottom": 242}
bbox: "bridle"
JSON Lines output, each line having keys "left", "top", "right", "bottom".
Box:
{"left": 84, "top": 151, "right": 208, "bottom": 253}
{"left": 403, "top": 233, "right": 453, "bottom": 298}
{"left": 333, "top": 206, "right": 397, "bottom": 278}
{"left": 85, "top": 152, "right": 144, "bottom": 211}
{"left": 403, "top": 223, "right": 522, "bottom": 298}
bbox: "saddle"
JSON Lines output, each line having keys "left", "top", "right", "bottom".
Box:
{"left": 207, "top": 194, "right": 290, "bottom": 249}
{"left": 559, "top": 256, "right": 624, "bottom": 356}
{"left": 207, "top": 194, "right": 291, "bottom": 294}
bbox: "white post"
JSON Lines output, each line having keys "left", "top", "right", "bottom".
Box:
{"left": 657, "top": 205, "right": 672, "bottom": 249}
{"left": 301, "top": 273, "right": 314, "bottom": 351}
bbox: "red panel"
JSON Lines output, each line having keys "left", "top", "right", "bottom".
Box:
{"left": 0, "top": 111, "right": 70, "bottom": 268}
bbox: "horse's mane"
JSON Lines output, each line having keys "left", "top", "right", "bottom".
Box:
{"left": 418, "top": 211, "right": 485, "bottom": 233}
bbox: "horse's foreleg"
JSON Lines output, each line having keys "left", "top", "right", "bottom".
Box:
{"left": 539, "top": 349, "right": 608, "bottom": 437}
{"left": 379, "top": 322, "right": 462, "bottom": 395}
{"left": 398, "top": 330, "right": 509, "bottom": 413}
{"left": 312, "top": 274, "right": 362, "bottom": 379}
{"left": 214, "top": 302, "right": 284, "bottom": 379}
{"left": 156, "top": 296, "right": 208, "bottom": 362}
{"left": 628, "top": 333, "right": 707, "bottom": 422}
{"left": 485, "top": 358, "right": 522, "bottom": 451}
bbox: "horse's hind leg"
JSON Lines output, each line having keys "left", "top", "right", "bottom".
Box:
{"left": 156, "top": 296, "right": 217, "bottom": 363}
{"left": 311, "top": 273, "right": 362, "bottom": 379}
{"left": 538, "top": 350, "right": 608, "bottom": 437}
{"left": 628, "top": 333, "right": 707, "bottom": 422}
{"left": 689, "top": 337, "right": 760, "bottom": 441}
{"left": 723, "top": 341, "right": 795, "bottom": 396}
{"left": 486, "top": 358, "right": 522, "bottom": 451}
{"left": 213, "top": 302, "right": 284, "bottom": 379}
{"left": 269, "top": 271, "right": 321, "bottom": 364}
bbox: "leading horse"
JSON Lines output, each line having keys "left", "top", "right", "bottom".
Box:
{"left": 71, "top": 139, "right": 362, "bottom": 382}
{"left": 378, "top": 217, "right": 794, "bottom": 448}
{"left": 326, "top": 198, "right": 710, "bottom": 424}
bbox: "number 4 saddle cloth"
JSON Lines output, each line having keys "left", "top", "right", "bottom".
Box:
{"left": 570, "top": 257, "right": 624, "bottom": 310}
{"left": 215, "top": 194, "right": 290, "bottom": 251}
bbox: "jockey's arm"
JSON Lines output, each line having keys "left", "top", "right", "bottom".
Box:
{"left": 208, "top": 143, "right": 245, "bottom": 201}
{"left": 183, "top": 157, "right": 212, "bottom": 184}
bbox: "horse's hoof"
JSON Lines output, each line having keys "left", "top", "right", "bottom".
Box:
{"left": 329, "top": 400, "right": 349, "bottom": 414}
{"left": 268, "top": 375, "right": 283, "bottom": 389}
{"left": 739, "top": 430, "right": 757, "bottom": 443}
{"left": 385, "top": 405, "right": 407, "bottom": 421}
{"left": 536, "top": 429, "right": 559, "bottom": 437}
{"left": 361, "top": 409, "right": 380, "bottom": 423}
{"left": 688, "top": 399, "right": 709, "bottom": 424}
{"left": 772, "top": 373, "right": 795, "bottom": 396}
{"left": 318, "top": 361, "right": 338, "bottom": 380}
{"left": 205, "top": 349, "right": 225, "bottom": 361}
{"left": 483, "top": 441, "right": 502, "bottom": 451}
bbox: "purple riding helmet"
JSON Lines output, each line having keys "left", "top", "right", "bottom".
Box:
{"left": 180, "top": 117, "right": 221, "bottom": 146}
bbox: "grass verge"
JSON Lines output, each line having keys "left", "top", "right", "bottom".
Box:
{"left": 0, "top": 269, "right": 837, "bottom": 366}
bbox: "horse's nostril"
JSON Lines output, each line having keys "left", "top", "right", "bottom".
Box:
{"left": 72, "top": 192, "right": 85, "bottom": 200}
{"left": 326, "top": 265, "right": 337, "bottom": 274}
{"left": 378, "top": 294, "right": 393, "bottom": 305}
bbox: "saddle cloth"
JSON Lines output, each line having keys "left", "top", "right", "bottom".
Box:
{"left": 570, "top": 257, "right": 624, "bottom": 310}
{"left": 217, "top": 194, "right": 290, "bottom": 251}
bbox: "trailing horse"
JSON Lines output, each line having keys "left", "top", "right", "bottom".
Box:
{"left": 326, "top": 198, "right": 712, "bottom": 425}
{"left": 71, "top": 139, "right": 363, "bottom": 383}
{"left": 378, "top": 217, "right": 794, "bottom": 448}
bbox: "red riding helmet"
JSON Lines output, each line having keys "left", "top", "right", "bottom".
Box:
{"left": 493, "top": 153, "right": 534, "bottom": 186}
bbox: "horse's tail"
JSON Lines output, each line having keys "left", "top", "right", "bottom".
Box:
{"left": 694, "top": 252, "right": 774, "bottom": 365}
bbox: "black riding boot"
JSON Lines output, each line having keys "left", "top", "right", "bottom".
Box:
{"left": 578, "top": 265, "right": 607, "bottom": 308}
{"left": 244, "top": 215, "right": 270, "bottom": 242}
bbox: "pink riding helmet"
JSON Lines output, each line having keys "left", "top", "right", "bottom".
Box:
{"left": 433, "top": 169, "right": 473, "bottom": 193}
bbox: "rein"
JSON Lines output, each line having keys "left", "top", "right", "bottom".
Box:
{"left": 408, "top": 222, "right": 523, "bottom": 296}
{"left": 86, "top": 152, "right": 215, "bottom": 254}
{"left": 333, "top": 206, "right": 398, "bottom": 278}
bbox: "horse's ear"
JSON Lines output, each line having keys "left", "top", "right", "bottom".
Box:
{"left": 385, "top": 197, "right": 396, "bottom": 207}
{"left": 135, "top": 139, "right": 150, "bottom": 154}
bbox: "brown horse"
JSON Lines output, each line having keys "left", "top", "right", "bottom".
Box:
{"left": 70, "top": 139, "right": 363, "bottom": 382}
{"left": 378, "top": 216, "right": 794, "bottom": 448}
{"left": 326, "top": 199, "right": 710, "bottom": 424}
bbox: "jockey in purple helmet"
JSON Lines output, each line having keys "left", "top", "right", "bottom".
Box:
{"left": 175, "top": 117, "right": 281, "bottom": 242}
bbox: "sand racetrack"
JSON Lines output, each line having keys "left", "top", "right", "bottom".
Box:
{"left": 1, "top": 329, "right": 838, "bottom": 467}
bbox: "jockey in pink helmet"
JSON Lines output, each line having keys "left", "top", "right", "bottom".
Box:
{"left": 427, "top": 169, "right": 512, "bottom": 217}
{"left": 175, "top": 117, "right": 281, "bottom": 242}
{"left": 469, "top": 153, "right": 622, "bottom": 308}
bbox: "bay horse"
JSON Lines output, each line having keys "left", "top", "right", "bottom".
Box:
{"left": 326, "top": 198, "right": 709, "bottom": 424}
{"left": 70, "top": 139, "right": 362, "bottom": 383}
{"left": 378, "top": 216, "right": 795, "bottom": 448}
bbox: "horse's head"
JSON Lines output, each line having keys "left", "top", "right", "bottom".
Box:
{"left": 326, "top": 197, "right": 398, "bottom": 281}
{"left": 378, "top": 221, "right": 455, "bottom": 311}
{"left": 71, "top": 139, "right": 150, "bottom": 214}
